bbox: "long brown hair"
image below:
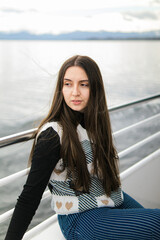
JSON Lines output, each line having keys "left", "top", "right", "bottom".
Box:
{"left": 29, "top": 55, "right": 121, "bottom": 196}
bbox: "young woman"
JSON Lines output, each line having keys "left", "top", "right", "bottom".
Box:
{"left": 5, "top": 55, "right": 160, "bottom": 239}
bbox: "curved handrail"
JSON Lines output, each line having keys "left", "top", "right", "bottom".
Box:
{"left": 118, "top": 131, "right": 160, "bottom": 158}
{"left": 23, "top": 215, "right": 58, "bottom": 240}
{"left": 113, "top": 112, "right": 160, "bottom": 138}
{"left": 0, "top": 128, "right": 37, "bottom": 148}
{"left": 109, "top": 93, "right": 160, "bottom": 112}
{"left": 0, "top": 93, "right": 160, "bottom": 148}
{"left": 0, "top": 190, "right": 51, "bottom": 224}
{"left": 0, "top": 168, "right": 30, "bottom": 187}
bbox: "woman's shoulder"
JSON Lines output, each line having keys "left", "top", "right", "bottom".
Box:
{"left": 39, "top": 121, "right": 58, "bottom": 133}
{"left": 36, "top": 121, "right": 62, "bottom": 141}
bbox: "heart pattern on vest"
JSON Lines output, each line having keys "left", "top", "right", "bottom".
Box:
{"left": 56, "top": 201, "right": 62, "bottom": 209}
{"left": 101, "top": 200, "right": 109, "bottom": 205}
{"left": 54, "top": 169, "right": 61, "bottom": 175}
{"left": 65, "top": 202, "right": 73, "bottom": 210}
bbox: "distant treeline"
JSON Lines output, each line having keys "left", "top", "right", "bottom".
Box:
{"left": 0, "top": 30, "right": 160, "bottom": 40}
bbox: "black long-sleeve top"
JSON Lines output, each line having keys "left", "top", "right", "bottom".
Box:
{"left": 5, "top": 127, "right": 61, "bottom": 240}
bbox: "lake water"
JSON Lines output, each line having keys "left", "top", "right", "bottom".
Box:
{"left": 0, "top": 40, "right": 160, "bottom": 239}
{"left": 0, "top": 40, "right": 160, "bottom": 137}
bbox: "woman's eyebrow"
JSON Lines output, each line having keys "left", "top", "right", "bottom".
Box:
{"left": 64, "top": 78, "right": 72, "bottom": 81}
{"left": 80, "top": 80, "right": 89, "bottom": 82}
{"left": 64, "top": 78, "right": 88, "bottom": 82}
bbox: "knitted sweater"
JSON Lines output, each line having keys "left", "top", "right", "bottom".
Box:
{"left": 39, "top": 121, "right": 124, "bottom": 215}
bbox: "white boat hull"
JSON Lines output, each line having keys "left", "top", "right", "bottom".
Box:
{"left": 121, "top": 149, "right": 160, "bottom": 208}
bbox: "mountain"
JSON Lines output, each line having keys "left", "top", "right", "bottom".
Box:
{"left": 0, "top": 30, "right": 160, "bottom": 40}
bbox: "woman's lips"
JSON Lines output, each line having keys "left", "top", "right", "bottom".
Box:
{"left": 71, "top": 100, "right": 82, "bottom": 105}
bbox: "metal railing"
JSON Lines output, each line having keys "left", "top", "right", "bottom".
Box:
{"left": 0, "top": 93, "right": 160, "bottom": 233}
{"left": 109, "top": 93, "right": 160, "bottom": 112}
{"left": 0, "top": 93, "right": 160, "bottom": 148}
{"left": 0, "top": 128, "right": 37, "bottom": 148}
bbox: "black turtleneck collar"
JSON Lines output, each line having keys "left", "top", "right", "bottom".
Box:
{"left": 72, "top": 110, "right": 85, "bottom": 129}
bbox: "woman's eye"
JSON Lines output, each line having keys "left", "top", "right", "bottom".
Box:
{"left": 64, "top": 82, "right": 71, "bottom": 86}
{"left": 81, "top": 83, "right": 89, "bottom": 87}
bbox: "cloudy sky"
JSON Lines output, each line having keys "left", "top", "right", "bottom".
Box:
{"left": 0, "top": 0, "right": 160, "bottom": 34}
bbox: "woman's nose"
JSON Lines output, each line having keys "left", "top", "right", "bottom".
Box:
{"left": 72, "top": 85, "right": 80, "bottom": 96}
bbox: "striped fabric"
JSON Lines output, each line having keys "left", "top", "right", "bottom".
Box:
{"left": 81, "top": 140, "right": 93, "bottom": 164}
{"left": 58, "top": 192, "right": 160, "bottom": 240}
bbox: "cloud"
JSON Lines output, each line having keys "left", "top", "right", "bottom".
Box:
{"left": 0, "top": 7, "right": 37, "bottom": 14}
{"left": 150, "top": 0, "right": 160, "bottom": 4}
{"left": 123, "top": 11, "right": 159, "bottom": 20}
{"left": 0, "top": 1, "right": 160, "bottom": 34}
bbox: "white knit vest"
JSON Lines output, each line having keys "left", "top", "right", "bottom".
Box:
{"left": 39, "top": 122, "right": 124, "bottom": 215}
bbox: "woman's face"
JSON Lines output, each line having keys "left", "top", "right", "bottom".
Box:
{"left": 62, "top": 66, "right": 90, "bottom": 112}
